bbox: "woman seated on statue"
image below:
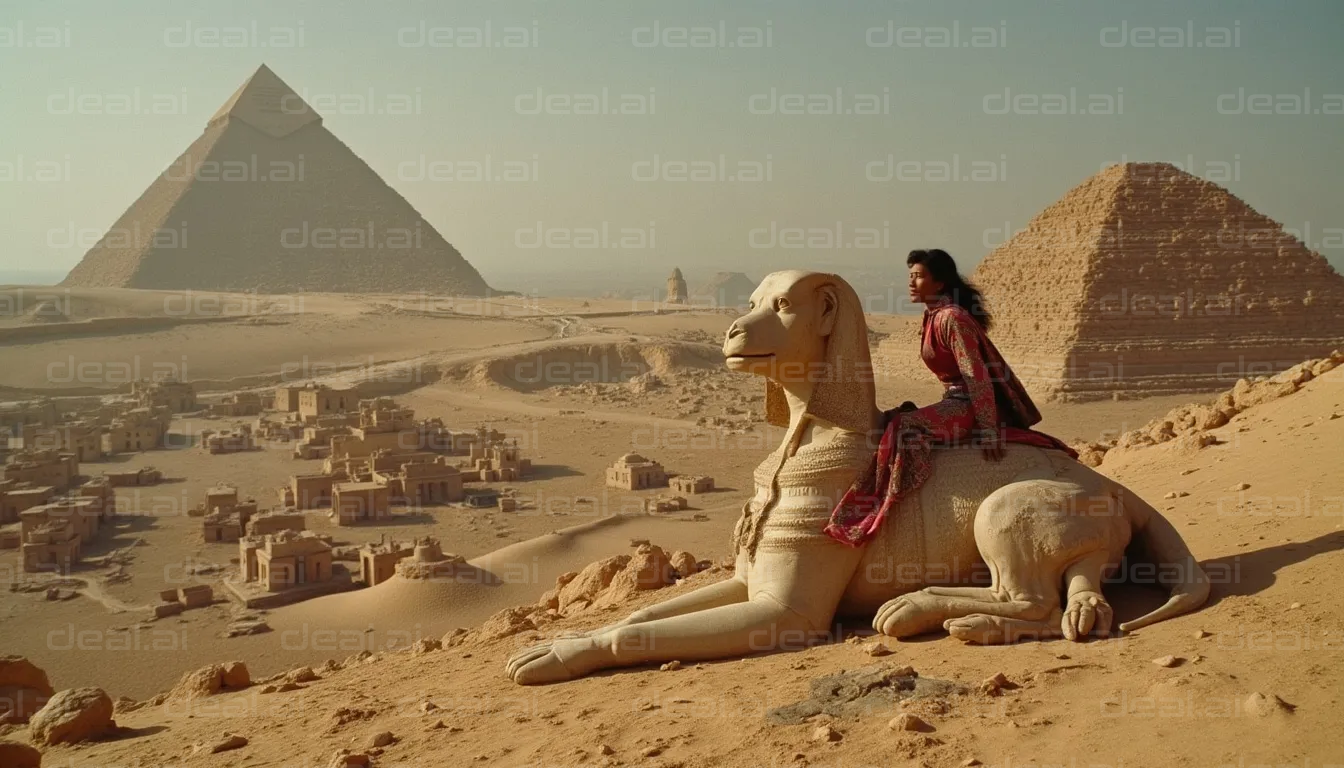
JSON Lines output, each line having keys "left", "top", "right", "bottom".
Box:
{"left": 823, "top": 248, "right": 1074, "bottom": 547}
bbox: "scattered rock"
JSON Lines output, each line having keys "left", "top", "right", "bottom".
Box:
{"left": 1289, "top": 602, "right": 1303, "bottom": 610}
{"left": 0, "top": 741, "right": 42, "bottom": 768}
{"left": 0, "top": 655, "right": 54, "bottom": 723}
{"left": 29, "top": 687, "right": 114, "bottom": 746}
{"left": 660, "top": 661, "right": 682, "bottom": 672}
{"left": 812, "top": 724, "right": 841, "bottom": 742}
{"left": 888, "top": 713, "right": 933, "bottom": 732}
{"left": 866, "top": 643, "right": 893, "bottom": 657}
{"left": 287, "top": 666, "right": 319, "bottom": 683}
{"left": 1244, "top": 692, "right": 1296, "bottom": 716}
{"left": 668, "top": 550, "right": 699, "bottom": 579}
{"left": 1228, "top": 482, "right": 1251, "bottom": 491}
{"left": 327, "top": 750, "right": 371, "bottom": 768}
{"left": 599, "top": 744, "right": 615, "bottom": 756}
{"left": 221, "top": 661, "right": 250, "bottom": 689}
{"left": 962, "top": 760, "right": 984, "bottom": 767}
{"left": 224, "top": 619, "right": 271, "bottom": 637}
{"left": 980, "top": 672, "right": 1014, "bottom": 695}
{"left": 1193, "top": 630, "right": 1211, "bottom": 639}
{"left": 1151, "top": 656, "right": 1183, "bottom": 668}
{"left": 641, "top": 745, "right": 665, "bottom": 757}
{"left": 367, "top": 731, "right": 396, "bottom": 749}
{"left": 411, "top": 638, "right": 442, "bottom": 655}
{"left": 210, "top": 733, "right": 249, "bottom": 753}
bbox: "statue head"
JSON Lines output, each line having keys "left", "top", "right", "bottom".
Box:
{"left": 722, "top": 270, "right": 876, "bottom": 434}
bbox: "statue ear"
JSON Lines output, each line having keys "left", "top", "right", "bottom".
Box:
{"left": 815, "top": 284, "right": 839, "bottom": 337}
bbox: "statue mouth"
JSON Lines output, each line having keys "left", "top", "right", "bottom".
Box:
{"left": 724, "top": 353, "right": 774, "bottom": 361}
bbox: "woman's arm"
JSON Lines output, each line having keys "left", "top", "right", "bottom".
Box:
{"left": 937, "top": 310, "right": 1004, "bottom": 458}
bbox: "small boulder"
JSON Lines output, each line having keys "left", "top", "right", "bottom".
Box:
{"left": 668, "top": 550, "right": 699, "bottom": 579}
{"left": 888, "top": 713, "right": 933, "bottom": 732}
{"left": 286, "top": 666, "right": 319, "bottom": 684}
{"left": 812, "top": 724, "right": 842, "bottom": 742}
{"left": 221, "top": 661, "right": 250, "bottom": 689}
{"left": 0, "top": 741, "right": 42, "bottom": 768}
{"left": 0, "top": 656, "right": 55, "bottom": 723}
{"left": 29, "top": 687, "right": 114, "bottom": 745}
{"left": 367, "top": 731, "right": 396, "bottom": 749}
{"left": 659, "top": 660, "right": 682, "bottom": 672}
{"left": 210, "top": 733, "right": 249, "bottom": 753}
{"left": 327, "top": 751, "right": 371, "bottom": 768}
{"left": 1151, "top": 655, "right": 1182, "bottom": 668}
{"left": 411, "top": 638, "right": 442, "bottom": 655}
{"left": 866, "top": 643, "right": 893, "bottom": 657}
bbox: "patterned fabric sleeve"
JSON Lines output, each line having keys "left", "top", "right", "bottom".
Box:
{"left": 936, "top": 309, "right": 1002, "bottom": 449}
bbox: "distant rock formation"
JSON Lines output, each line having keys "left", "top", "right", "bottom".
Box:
{"left": 61, "top": 64, "right": 492, "bottom": 296}
{"left": 665, "top": 267, "right": 688, "bottom": 304}
{"left": 881, "top": 162, "right": 1344, "bottom": 401}
{"left": 694, "top": 272, "right": 757, "bottom": 310}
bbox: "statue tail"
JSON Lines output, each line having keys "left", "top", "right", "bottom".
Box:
{"left": 1116, "top": 488, "right": 1211, "bottom": 632}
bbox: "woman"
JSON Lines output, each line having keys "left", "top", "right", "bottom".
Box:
{"left": 823, "top": 249, "right": 1075, "bottom": 547}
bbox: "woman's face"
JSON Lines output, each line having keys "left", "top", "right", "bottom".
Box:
{"left": 908, "top": 264, "right": 944, "bottom": 304}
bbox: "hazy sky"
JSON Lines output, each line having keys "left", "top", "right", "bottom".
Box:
{"left": 2, "top": 0, "right": 1342, "bottom": 294}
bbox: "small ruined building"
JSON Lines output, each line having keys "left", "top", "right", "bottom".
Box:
{"left": 104, "top": 407, "right": 172, "bottom": 453}
{"left": 644, "top": 495, "right": 689, "bottom": 514}
{"left": 373, "top": 455, "right": 464, "bottom": 506}
{"left": 273, "top": 384, "right": 305, "bottom": 413}
{"left": 0, "top": 398, "right": 59, "bottom": 437}
{"left": 394, "top": 538, "right": 469, "bottom": 581}
{"left": 669, "top": 475, "right": 714, "bottom": 494}
{"left": 203, "top": 425, "right": 256, "bottom": 454}
{"left": 103, "top": 467, "right": 162, "bottom": 487}
{"left": 22, "top": 422, "right": 101, "bottom": 463}
{"left": 298, "top": 384, "right": 358, "bottom": 421}
{"left": 332, "top": 481, "right": 391, "bottom": 525}
{"left": 358, "top": 535, "right": 416, "bottom": 586}
{"left": 0, "top": 480, "right": 55, "bottom": 524}
{"left": 198, "top": 485, "right": 301, "bottom": 542}
{"left": 464, "top": 488, "right": 500, "bottom": 508}
{"left": 16, "top": 480, "right": 115, "bottom": 573}
{"left": 606, "top": 453, "right": 668, "bottom": 490}
{"left": 3, "top": 449, "right": 79, "bottom": 492}
{"left": 248, "top": 509, "right": 305, "bottom": 537}
{"left": 153, "top": 584, "right": 214, "bottom": 618}
{"left": 465, "top": 427, "right": 532, "bottom": 482}
{"left": 132, "top": 378, "right": 197, "bottom": 413}
{"left": 229, "top": 529, "right": 352, "bottom": 608}
{"left": 283, "top": 472, "right": 344, "bottom": 510}
{"left": 666, "top": 267, "right": 688, "bottom": 304}
{"left": 210, "top": 392, "right": 263, "bottom": 418}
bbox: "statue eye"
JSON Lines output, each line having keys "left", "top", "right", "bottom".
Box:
{"left": 747, "top": 300, "right": 756, "bottom": 310}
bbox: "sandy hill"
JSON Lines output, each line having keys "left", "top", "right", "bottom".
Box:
{"left": 12, "top": 360, "right": 1343, "bottom": 766}
{"left": 969, "top": 162, "right": 1344, "bottom": 401}
{"left": 60, "top": 65, "right": 492, "bottom": 296}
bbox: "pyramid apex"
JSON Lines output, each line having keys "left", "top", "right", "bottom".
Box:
{"left": 208, "top": 64, "right": 320, "bottom": 138}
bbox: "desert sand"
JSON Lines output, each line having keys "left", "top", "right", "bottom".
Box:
{"left": 2, "top": 280, "right": 1341, "bottom": 767}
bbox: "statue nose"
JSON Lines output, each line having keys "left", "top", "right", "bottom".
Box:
{"left": 727, "top": 322, "right": 745, "bottom": 340}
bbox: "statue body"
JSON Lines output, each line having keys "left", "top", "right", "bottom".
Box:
{"left": 507, "top": 271, "right": 1207, "bottom": 684}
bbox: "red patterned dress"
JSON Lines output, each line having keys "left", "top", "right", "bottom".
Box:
{"left": 823, "top": 297, "right": 1076, "bottom": 547}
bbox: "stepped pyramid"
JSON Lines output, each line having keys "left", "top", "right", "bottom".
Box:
{"left": 61, "top": 65, "right": 492, "bottom": 295}
{"left": 967, "top": 162, "right": 1344, "bottom": 401}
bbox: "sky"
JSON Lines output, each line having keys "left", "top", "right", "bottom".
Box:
{"left": 2, "top": 0, "right": 1342, "bottom": 295}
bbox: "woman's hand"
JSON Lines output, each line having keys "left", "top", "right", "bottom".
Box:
{"left": 982, "top": 444, "right": 1006, "bottom": 462}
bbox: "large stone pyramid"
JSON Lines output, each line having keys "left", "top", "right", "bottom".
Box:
{"left": 61, "top": 65, "right": 492, "bottom": 295}
{"left": 969, "top": 162, "right": 1344, "bottom": 401}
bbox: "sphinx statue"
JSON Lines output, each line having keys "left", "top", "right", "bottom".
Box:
{"left": 506, "top": 270, "right": 1208, "bottom": 684}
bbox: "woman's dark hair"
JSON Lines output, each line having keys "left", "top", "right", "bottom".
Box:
{"left": 907, "top": 249, "right": 992, "bottom": 331}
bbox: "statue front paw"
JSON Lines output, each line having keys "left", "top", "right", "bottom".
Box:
{"left": 872, "top": 592, "right": 945, "bottom": 638}
{"left": 504, "top": 636, "right": 611, "bottom": 685}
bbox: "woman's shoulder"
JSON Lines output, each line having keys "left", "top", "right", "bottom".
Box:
{"left": 928, "top": 302, "right": 981, "bottom": 333}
